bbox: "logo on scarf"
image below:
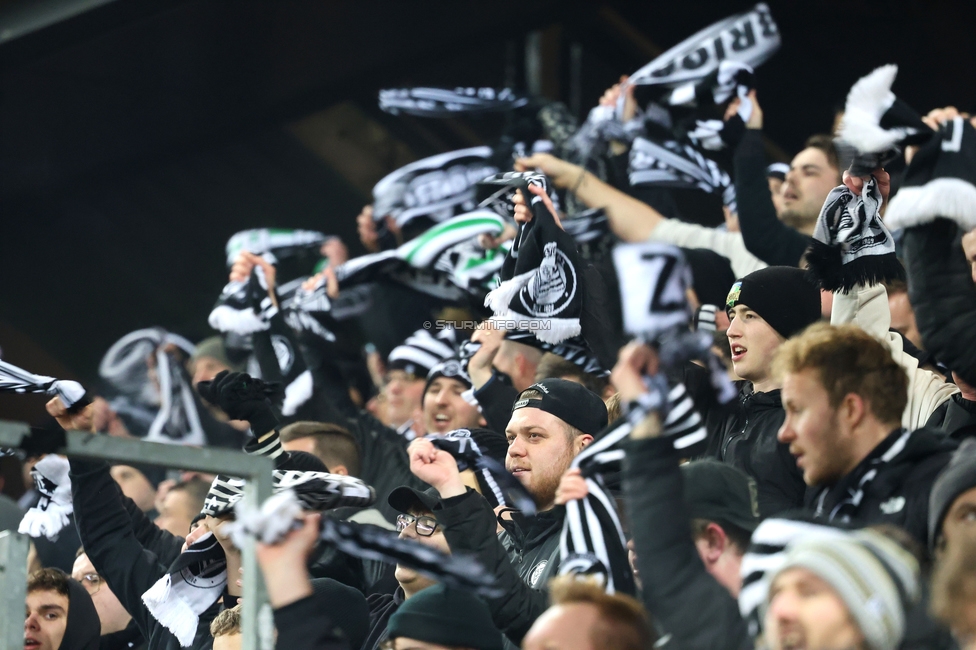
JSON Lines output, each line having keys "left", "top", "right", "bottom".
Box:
{"left": 521, "top": 243, "right": 577, "bottom": 318}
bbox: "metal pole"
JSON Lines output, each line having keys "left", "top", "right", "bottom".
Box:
{"left": 0, "top": 531, "right": 29, "bottom": 649}
{"left": 525, "top": 31, "right": 543, "bottom": 97}
{"left": 569, "top": 42, "right": 583, "bottom": 121}
{"left": 0, "top": 420, "right": 276, "bottom": 649}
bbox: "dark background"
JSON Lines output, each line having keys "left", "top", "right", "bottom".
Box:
{"left": 0, "top": 0, "right": 972, "bottom": 420}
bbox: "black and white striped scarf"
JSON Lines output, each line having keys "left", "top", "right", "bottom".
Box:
{"left": 427, "top": 431, "right": 536, "bottom": 514}
{"left": 0, "top": 359, "right": 86, "bottom": 409}
{"left": 379, "top": 87, "right": 528, "bottom": 117}
{"left": 628, "top": 137, "right": 737, "bottom": 212}
{"left": 624, "top": 4, "right": 779, "bottom": 99}
{"left": 558, "top": 378, "right": 708, "bottom": 595}
{"left": 811, "top": 429, "right": 914, "bottom": 525}
{"left": 229, "top": 489, "right": 503, "bottom": 597}
{"left": 372, "top": 147, "right": 499, "bottom": 229}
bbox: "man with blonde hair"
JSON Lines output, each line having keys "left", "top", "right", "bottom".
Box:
{"left": 523, "top": 576, "right": 654, "bottom": 650}
{"left": 775, "top": 323, "right": 956, "bottom": 544}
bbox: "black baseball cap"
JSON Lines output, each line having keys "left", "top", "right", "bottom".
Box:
{"left": 681, "top": 459, "right": 760, "bottom": 532}
{"left": 511, "top": 378, "right": 608, "bottom": 435}
{"left": 388, "top": 486, "right": 443, "bottom": 515}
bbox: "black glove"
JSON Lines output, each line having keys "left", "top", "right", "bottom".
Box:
{"left": 196, "top": 370, "right": 281, "bottom": 435}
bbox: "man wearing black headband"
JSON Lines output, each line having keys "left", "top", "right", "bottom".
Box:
{"left": 407, "top": 378, "right": 609, "bottom": 645}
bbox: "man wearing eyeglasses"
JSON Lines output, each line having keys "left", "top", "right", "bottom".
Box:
{"left": 71, "top": 551, "right": 144, "bottom": 650}
{"left": 357, "top": 485, "right": 453, "bottom": 650}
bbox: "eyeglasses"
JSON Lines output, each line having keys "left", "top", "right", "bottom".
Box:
{"left": 78, "top": 573, "right": 103, "bottom": 595}
{"left": 395, "top": 513, "right": 440, "bottom": 537}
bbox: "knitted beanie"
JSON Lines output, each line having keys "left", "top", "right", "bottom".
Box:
{"left": 928, "top": 438, "right": 976, "bottom": 551}
{"left": 387, "top": 583, "right": 503, "bottom": 650}
{"left": 767, "top": 530, "right": 919, "bottom": 650}
{"left": 726, "top": 267, "right": 821, "bottom": 339}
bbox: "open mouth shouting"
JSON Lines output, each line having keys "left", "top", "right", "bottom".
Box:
{"left": 731, "top": 343, "right": 747, "bottom": 362}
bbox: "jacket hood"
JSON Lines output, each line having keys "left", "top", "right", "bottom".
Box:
{"left": 61, "top": 579, "right": 100, "bottom": 650}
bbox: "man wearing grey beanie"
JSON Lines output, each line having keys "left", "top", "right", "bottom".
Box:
{"left": 764, "top": 529, "right": 919, "bottom": 650}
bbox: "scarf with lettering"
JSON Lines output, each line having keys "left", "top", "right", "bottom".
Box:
{"left": 379, "top": 87, "right": 528, "bottom": 117}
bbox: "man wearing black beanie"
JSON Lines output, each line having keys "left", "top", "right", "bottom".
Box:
{"left": 701, "top": 266, "right": 821, "bottom": 518}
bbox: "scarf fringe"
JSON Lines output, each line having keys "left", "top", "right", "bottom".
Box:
{"left": 484, "top": 271, "right": 535, "bottom": 314}
{"left": 804, "top": 240, "right": 906, "bottom": 292}
{"left": 839, "top": 64, "right": 900, "bottom": 154}
{"left": 207, "top": 305, "right": 270, "bottom": 335}
{"left": 884, "top": 177, "right": 976, "bottom": 231}
{"left": 141, "top": 575, "right": 201, "bottom": 648}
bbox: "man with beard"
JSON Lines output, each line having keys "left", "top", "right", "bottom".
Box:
{"left": 407, "top": 378, "right": 609, "bottom": 646}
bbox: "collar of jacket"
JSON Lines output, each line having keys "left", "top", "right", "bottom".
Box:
{"left": 739, "top": 383, "right": 782, "bottom": 408}
{"left": 817, "top": 426, "right": 955, "bottom": 500}
{"left": 499, "top": 506, "right": 565, "bottom": 551}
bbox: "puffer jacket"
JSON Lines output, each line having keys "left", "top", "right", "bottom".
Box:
{"left": 902, "top": 218, "right": 976, "bottom": 387}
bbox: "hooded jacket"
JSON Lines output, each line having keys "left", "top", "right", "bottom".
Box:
{"left": 434, "top": 490, "right": 561, "bottom": 645}
{"left": 69, "top": 459, "right": 218, "bottom": 650}
{"left": 60, "top": 578, "right": 101, "bottom": 650}
{"left": 703, "top": 380, "right": 807, "bottom": 519}
{"left": 808, "top": 426, "right": 956, "bottom": 546}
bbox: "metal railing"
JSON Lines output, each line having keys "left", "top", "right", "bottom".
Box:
{"left": 0, "top": 420, "right": 274, "bottom": 650}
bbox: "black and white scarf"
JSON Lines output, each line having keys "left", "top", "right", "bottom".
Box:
{"left": 0, "top": 359, "right": 86, "bottom": 409}
{"left": 484, "top": 173, "right": 584, "bottom": 344}
{"left": 427, "top": 431, "right": 536, "bottom": 514}
{"left": 141, "top": 531, "right": 228, "bottom": 648}
{"left": 558, "top": 375, "right": 709, "bottom": 595}
{"left": 229, "top": 489, "right": 503, "bottom": 597}
{"left": 624, "top": 3, "right": 779, "bottom": 98}
{"left": 503, "top": 330, "right": 610, "bottom": 378}
{"left": 224, "top": 229, "right": 328, "bottom": 267}
{"left": 738, "top": 517, "right": 848, "bottom": 638}
{"left": 372, "top": 147, "right": 499, "bottom": 229}
{"left": 836, "top": 64, "right": 976, "bottom": 233}
{"left": 805, "top": 177, "right": 904, "bottom": 292}
{"left": 811, "top": 429, "right": 913, "bottom": 525}
{"left": 628, "top": 137, "right": 737, "bottom": 212}
{"left": 19, "top": 455, "right": 74, "bottom": 541}
{"left": 612, "top": 241, "right": 694, "bottom": 340}
{"left": 379, "top": 87, "right": 528, "bottom": 117}
{"left": 99, "top": 329, "right": 204, "bottom": 445}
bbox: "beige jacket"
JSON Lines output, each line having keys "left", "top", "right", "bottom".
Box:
{"left": 649, "top": 220, "right": 767, "bottom": 279}
{"left": 831, "top": 283, "right": 958, "bottom": 430}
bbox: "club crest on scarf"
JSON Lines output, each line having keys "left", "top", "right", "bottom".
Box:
{"left": 522, "top": 241, "right": 578, "bottom": 318}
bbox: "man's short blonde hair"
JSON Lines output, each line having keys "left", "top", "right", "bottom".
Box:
{"left": 210, "top": 604, "right": 241, "bottom": 638}
{"left": 548, "top": 575, "right": 654, "bottom": 650}
{"left": 772, "top": 323, "right": 907, "bottom": 425}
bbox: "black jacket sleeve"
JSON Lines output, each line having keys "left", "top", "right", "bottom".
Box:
{"left": 69, "top": 458, "right": 171, "bottom": 638}
{"left": 122, "top": 494, "right": 185, "bottom": 568}
{"left": 473, "top": 373, "right": 518, "bottom": 435}
{"left": 926, "top": 393, "right": 976, "bottom": 439}
{"left": 273, "top": 595, "right": 351, "bottom": 650}
{"left": 435, "top": 490, "right": 549, "bottom": 645}
{"left": 903, "top": 218, "right": 976, "bottom": 386}
{"left": 623, "top": 436, "right": 752, "bottom": 650}
{"left": 733, "top": 130, "right": 811, "bottom": 267}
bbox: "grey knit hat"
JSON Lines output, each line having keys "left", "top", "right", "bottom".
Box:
{"left": 928, "top": 438, "right": 976, "bottom": 551}
{"left": 766, "top": 530, "right": 919, "bottom": 650}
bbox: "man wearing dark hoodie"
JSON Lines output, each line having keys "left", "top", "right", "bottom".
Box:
{"left": 26, "top": 568, "right": 100, "bottom": 650}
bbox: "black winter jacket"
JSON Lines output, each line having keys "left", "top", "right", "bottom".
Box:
{"left": 733, "top": 129, "right": 811, "bottom": 267}
{"left": 70, "top": 459, "right": 218, "bottom": 650}
{"left": 903, "top": 218, "right": 976, "bottom": 387}
{"left": 273, "top": 593, "right": 350, "bottom": 650}
{"left": 808, "top": 427, "right": 956, "bottom": 547}
{"left": 435, "top": 490, "right": 562, "bottom": 645}
{"left": 624, "top": 436, "right": 752, "bottom": 650}
{"left": 707, "top": 384, "right": 807, "bottom": 518}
